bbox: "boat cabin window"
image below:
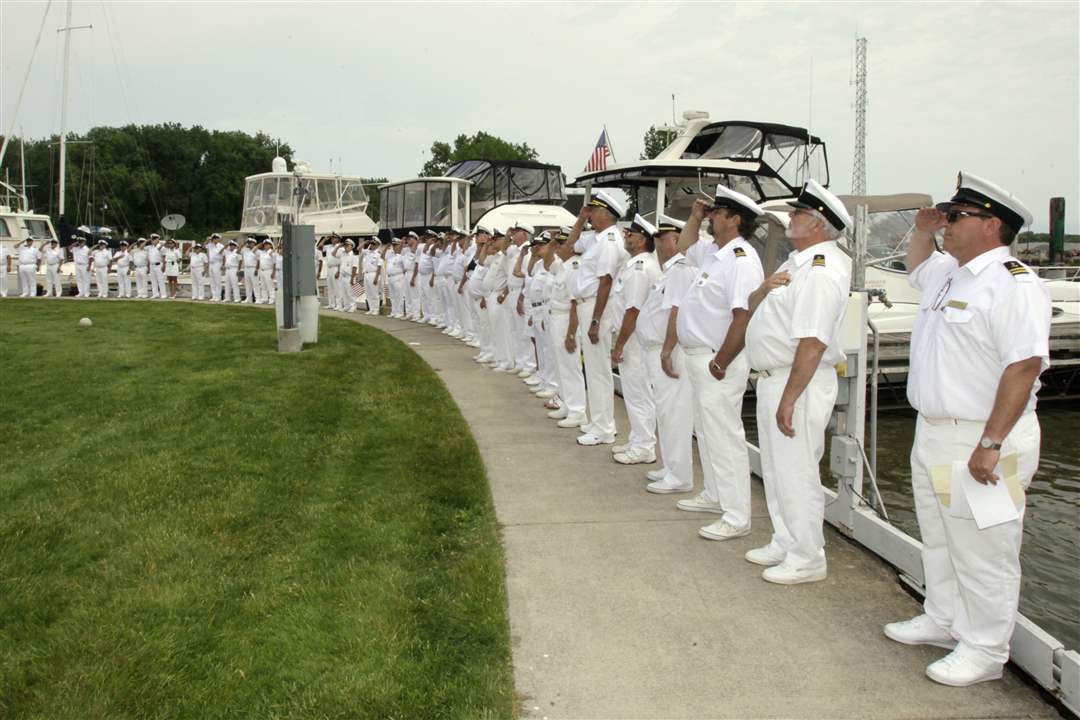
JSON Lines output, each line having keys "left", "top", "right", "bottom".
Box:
{"left": 447, "top": 160, "right": 565, "bottom": 222}
{"left": 0, "top": 219, "right": 10, "bottom": 237}
{"left": 456, "top": 183, "right": 467, "bottom": 226}
{"left": 340, "top": 180, "right": 368, "bottom": 209}
{"left": 680, "top": 125, "right": 762, "bottom": 161}
{"left": 427, "top": 183, "right": 452, "bottom": 226}
{"left": 471, "top": 171, "right": 495, "bottom": 223}
{"left": 383, "top": 185, "right": 403, "bottom": 228}
{"left": 404, "top": 183, "right": 426, "bottom": 225}
{"left": 23, "top": 219, "right": 53, "bottom": 240}
{"left": 316, "top": 179, "right": 339, "bottom": 211}
{"left": 761, "top": 134, "right": 829, "bottom": 191}
{"left": 865, "top": 209, "right": 917, "bottom": 271}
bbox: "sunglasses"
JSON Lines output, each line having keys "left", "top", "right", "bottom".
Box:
{"left": 946, "top": 210, "right": 994, "bottom": 223}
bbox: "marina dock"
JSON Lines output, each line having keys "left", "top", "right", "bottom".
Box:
{"left": 341, "top": 309, "right": 1061, "bottom": 720}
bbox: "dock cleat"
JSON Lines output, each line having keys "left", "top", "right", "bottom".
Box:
{"left": 884, "top": 614, "right": 957, "bottom": 651}
{"left": 925, "top": 647, "right": 1003, "bottom": 687}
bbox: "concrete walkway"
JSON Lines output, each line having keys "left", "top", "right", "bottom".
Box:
{"left": 334, "top": 310, "right": 1056, "bottom": 720}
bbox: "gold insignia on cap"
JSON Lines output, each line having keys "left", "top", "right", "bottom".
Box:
{"left": 985, "top": 202, "right": 992, "bottom": 208}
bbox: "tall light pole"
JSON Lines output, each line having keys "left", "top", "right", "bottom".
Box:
{"left": 851, "top": 37, "right": 868, "bottom": 196}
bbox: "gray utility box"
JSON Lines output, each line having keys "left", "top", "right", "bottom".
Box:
{"left": 284, "top": 224, "right": 316, "bottom": 297}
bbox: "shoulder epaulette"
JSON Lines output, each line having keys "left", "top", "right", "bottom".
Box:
{"left": 812, "top": 254, "right": 826, "bottom": 268}
{"left": 733, "top": 247, "right": 746, "bottom": 258}
{"left": 1003, "top": 259, "right": 1028, "bottom": 277}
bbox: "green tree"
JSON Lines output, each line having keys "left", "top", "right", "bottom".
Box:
{"left": 1, "top": 125, "right": 292, "bottom": 239}
{"left": 420, "top": 132, "right": 539, "bottom": 177}
{"left": 640, "top": 125, "right": 675, "bottom": 160}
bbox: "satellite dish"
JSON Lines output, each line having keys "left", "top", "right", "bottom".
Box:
{"left": 160, "top": 214, "right": 186, "bottom": 231}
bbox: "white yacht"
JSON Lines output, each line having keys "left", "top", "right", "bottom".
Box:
{"left": 238, "top": 157, "right": 378, "bottom": 239}
{"left": 378, "top": 159, "right": 576, "bottom": 235}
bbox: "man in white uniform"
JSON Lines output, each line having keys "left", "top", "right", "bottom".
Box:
{"left": 635, "top": 215, "right": 697, "bottom": 493}
{"left": 44, "top": 239, "right": 65, "bottom": 297}
{"left": 223, "top": 240, "right": 241, "bottom": 302}
{"left": 17, "top": 237, "right": 41, "bottom": 297}
{"left": 672, "top": 187, "right": 765, "bottom": 541}
{"left": 338, "top": 239, "right": 357, "bottom": 311}
{"left": 609, "top": 215, "right": 662, "bottom": 464}
{"left": 402, "top": 232, "right": 419, "bottom": 320}
{"left": 362, "top": 240, "right": 383, "bottom": 315}
{"left": 92, "top": 239, "right": 113, "bottom": 299}
{"left": 743, "top": 179, "right": 851, "bottom": 584}
{"left": 416, "top": 231, "right": 436, "bottom": 323}
{"left": 242, "top": 238, "right": 259, "bottom": 303}
{"left": 568, "top": 191, "right": 628, "bottom": 446}
{"left": 206, "top": 233, "right": 224, "bottom": 302}
{"left": 147, "top": 234, "right": 167, "bottom": 299}
{"left": 113, "top": 240, "right": 132, "bottom": 298}
{"left": 386, "top": 237, "right": 407, "bottom": 318}
{"left": 132, "top": 239, "right": 150, "bottom": 298}
{"left": 323, "top": 236, "right": 342, "bottom": 310}
{"left": 482, "top": 229, "right": 515, "bottom": 370}
{"left": 883, "top": 173, "right": 1050, "bottom": 687}
{"left": 505, "top": 223, "right": 534, "bottom": 373}
{"left": 257, "top": 240, "right": 275, "bottom": 304}
{"left": 71, "top": 236, "right": 91, "bottom": 297}
{"left": 546, "top": 227, "right": 589, "bottom": 428}
{"left": 189, "top": 243, "right": 208, "bottom": 300}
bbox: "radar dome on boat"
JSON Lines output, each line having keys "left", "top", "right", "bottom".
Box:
{"left": 271, "top": 156, "right": 288, "bottom": 174}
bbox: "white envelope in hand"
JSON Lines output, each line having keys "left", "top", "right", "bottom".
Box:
{"left": 950, "top": 458, "right": 1021, "bottom": 530}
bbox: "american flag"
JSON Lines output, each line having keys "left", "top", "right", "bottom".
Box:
{"left": 583, "top": 128, "right": 613, "bottom": 173}
{"left": 351, "top": 282, "right": 366, "bottom": 301}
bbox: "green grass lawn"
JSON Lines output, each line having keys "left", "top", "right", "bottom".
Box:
{"left": 0, "top": 300, "right": 513, "bottom": 719}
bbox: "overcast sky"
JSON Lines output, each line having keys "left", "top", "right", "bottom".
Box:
{"left": 2, "top": 1, "right": 1078, "bottom": 231}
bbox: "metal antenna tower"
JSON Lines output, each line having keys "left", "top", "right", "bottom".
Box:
{"left": 851, "top": 37, "right": 868, "bottom": 195}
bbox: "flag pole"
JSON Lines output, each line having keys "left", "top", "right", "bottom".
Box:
{"left": 603, "top": 124, "right": 616, "bottom": 164}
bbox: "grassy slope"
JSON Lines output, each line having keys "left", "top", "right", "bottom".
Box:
{"left": 0, "top": 300, "right": 512, "bottom": 720}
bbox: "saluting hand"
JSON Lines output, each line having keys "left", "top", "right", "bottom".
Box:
{"left": 914, "top": 207, "right": 948, "bottom": 235}
{"left": 968, "top": 446, "right": 1000, "bottom": 485}
{"left": 691, "top": 198, "right": 710, "bottom": 221}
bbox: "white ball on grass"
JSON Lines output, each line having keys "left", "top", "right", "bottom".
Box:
{"left": 78, "top": 317, "right": 92, "bottom": 328}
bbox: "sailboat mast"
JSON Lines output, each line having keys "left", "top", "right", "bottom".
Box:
{"left": 20, "top": 131, "right": 28, "bottom": 212}
{"left": 58, "top": 0, "right": 74, "bottom": 217}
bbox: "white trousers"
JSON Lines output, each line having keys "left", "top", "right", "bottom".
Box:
{"left": 191, "top": 267, "right": 206, "bottom": 300}
{"left": 363, "top": 272, "right": 380, "bottom": 313}
{"left": 645, "top": 346, "right": 694, "bottom": 487}
{"left": 209, "top": 265, "right": 222, "bottom": 301}
{"left": 325, "top": 267, "right": 338, "bottom": 308}
{"left": 224, "top": 268, "right": 240, "bottom": 302}
{"left": 686, "top": 349, "right": 752, "bottom": 528}
{"left": 389, "top": 274, "right": 406, "bottom": 316}
{"left": 419, "top": 273, "right": 435, "bottom": 320}
{"left": 0, "top": 267, "right": 6, "bottom": 296}
{"left": 575, "top": 297, "right": 616, "bottom": 437}
{"left": 510, "top": 298, "right": 533, "bottom": 370}
{"left": 76, "top": 265, "right": 91, "bottom": 297}
{"left": 338, "top": 273, "right": 355, "bottom": 310}
{"left": 243, "top": 267, "right": 258, "bottom": 303}
{"left": 911, "top": 412, "right": 1039, "bottom": 665}
{"left": 618, "top": 337, "right": 656, "bottom": 452}
{"left": 757, "top": 366, "right": 837, "bottom": 569}
{"left": 440, "top": 278, "right": 458, "bottom": 329}
{"left": 117, "top": 268, "right": 131, "bottom": 298}
{"left": 535, "top": 311, "right": 558, "bottom": 392}
{"left": 486, "top": 292, "right": 514, "bottom": 367}
{"left": 135, "top": 266, "right": 149, "bottom": 298}
{"left": 456, "top": 285, "right": 475, "bottom": 337}
{"left": 94, "top": 267, "right": 109, "bottom": 298}
{"left": 406, "top": 276, "right": 420, "bottom": 318}
{"left": 150, "top": 266, "right": 167, "bottom": 298}
{"left": 18, "top": 264, "right": 36, "bottom": 297}
{"left": 259, "top": 272, "right": 274, "bottom": 304}
{"left": 45, "top": 265, "right": 63, "bottom": 297}
{"left": 547, "top": 309, "right": 587, "bottom": 419}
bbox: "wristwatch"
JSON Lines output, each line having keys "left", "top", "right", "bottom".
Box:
{"left": 978, "top": 436, "right": 1002, "bottom": 451}
{"left": 590, "top": 319, "right": 600, "bottom": 327}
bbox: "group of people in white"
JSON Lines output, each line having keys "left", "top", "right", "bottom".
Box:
{"left": 352, "top": 174, "right": 1051, "bottom": 691}
{"left": 0, "top": 233, "right": 284, "bottom": 304}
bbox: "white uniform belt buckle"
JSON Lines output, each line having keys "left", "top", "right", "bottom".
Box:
{"left": 920, "top": 415, "right": 979, "bottom": 426}
{"left": 683, "top": 346, "right": 716, "bottom": 356}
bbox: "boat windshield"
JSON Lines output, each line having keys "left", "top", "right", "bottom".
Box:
{"left": 864, "top": 209, "right": 918, "bottom": 271}
{"left": 23, "top": 218, "right": 55, "bottom": 240}
{"left": 446, "top": 160, "right": 564, "bottom": 222}
{"left": 242, "top": 176, "right": 368, "bottom": 229}
{"left": 379, "top": 179, "right": 456, "bottom": 230}
{"left": 679, "top": 123, "right": 829, "bottom": 193}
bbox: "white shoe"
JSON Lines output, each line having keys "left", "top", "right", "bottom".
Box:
{"left": 646, "top": 469, "right": 667, "bottom": 482}
{"left": 883, "top": 615, "right": 957, "bottom": 651}
{"left": 744, "top": 545, "right": 786, "bottom": 566}
{"left": 925, "top": 647, "right": 1003, "bottom": 687}
{"left": 613, "top": 448, "right": 656, "bottom": 465}
{"left": 476, "top": 353, "right": 494, "bottom": 363}
{"left": 535, "top": 389, "right": 556, "bottom": 399}
{"left": 676, "top": 493, "right": 724, "bottom": 514}
{"left": 518, "top": 369, "right": 534, "bottom": 378}
{"left": 762, "top": 563, "right": 827, "bottom": 585}
{"left": 524, "top": 376, "right": 542, "bottom": 386}
{"left": 557, "top": 415, "right": 586, "bottom": 429}
{"left": 646, "top": 478, "right": 693, "bottom": 495}
{"left": 577, "top": 432, "right": 615, "bottom": 446}
{"left": 494, "top": 364, "right": 515, "bottom": 373}
{"left": 547, "top": 407, "right": 569, "bottom": 420}
{"left": 698, "top": 519, "right": 751, "bottom": 541}
{"left": 466, "top": 341, "right": 480, "bottom": 348}
{"left": 610, "top": 443, "right": 632, "bottom": 454}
